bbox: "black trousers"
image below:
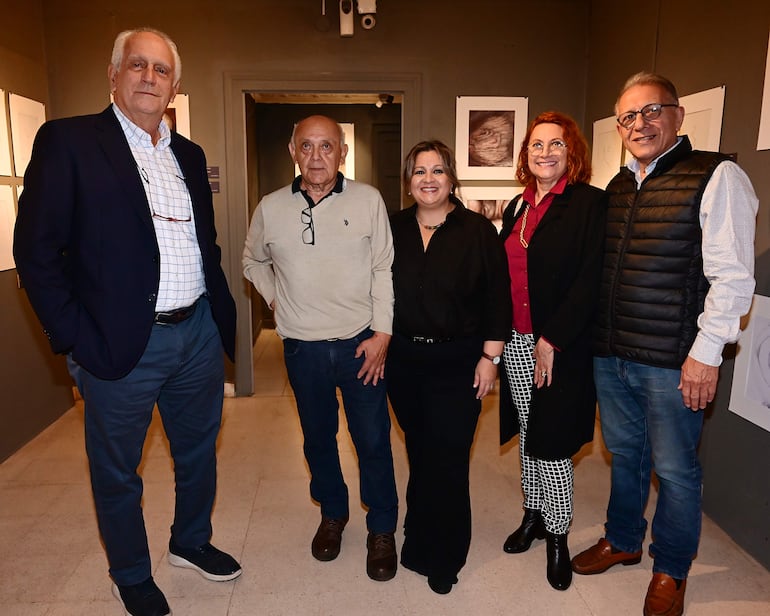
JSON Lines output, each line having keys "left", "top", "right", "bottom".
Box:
{"left": 386, "top": 334, "right": 482, "bottom": 580}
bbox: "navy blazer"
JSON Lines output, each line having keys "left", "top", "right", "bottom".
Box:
{"left": 14, "top": 106, "right": 236, "bottom": 380}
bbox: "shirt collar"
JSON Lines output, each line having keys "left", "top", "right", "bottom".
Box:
{"left": 112, "top": 103, "right": 171, "bottom": 150}
{"left": 292, "top": 171, "right": 346, "bottom": 198}
{"left": 626, "top": 136, "right": 683, "bottom": 185}
{"left": 522, "top": 172, "right": 568, "bottom": 204}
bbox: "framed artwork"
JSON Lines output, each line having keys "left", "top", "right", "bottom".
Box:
{"left": 591, "top": 115, "right": 624, "bottom": 190}
{"left": 757, "top": 30, "right": 770, "bottom": 150}
{"left": 456, "top": 96, "right": 528, "bottom": 180}
{"left": 0, "top": 90, "right": 11, "bottom": 176}
{"left": 9, "top": 93, "right": 45, "bottom": 177}
{"left": 456, "top": 185, "right": 522, "bottom": 231}
{"left": 679, "top": 85, "right": 725, "bottom": 152}
{"left": 0, "top": 184, "right": 15, "bottom": 271}
{"left": 729, "top": 294, "right": 770, "bottom": 433}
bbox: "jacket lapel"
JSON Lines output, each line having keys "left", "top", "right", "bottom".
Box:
{"left": 93, "top": 107, "right": 155, "bottom": 231}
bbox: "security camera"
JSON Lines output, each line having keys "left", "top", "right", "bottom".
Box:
{"left": 339, "top": 0, "right": 354, "bottom": 37}
{"left": 356, "top": 0, "right": 377, "bottom": 14}
{"left": 361, "top": 14, "right": 376, "bottom": 29}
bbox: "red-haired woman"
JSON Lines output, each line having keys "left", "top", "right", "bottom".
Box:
{"left": 499, "top": 111, "right": 607, "bottom": 591}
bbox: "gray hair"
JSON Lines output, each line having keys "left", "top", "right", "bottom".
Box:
{"left": 615, "top": 71, "right": 679, "bottom": 114}
{"left": 110, "top": 27, "right": 182, "bottom": 85}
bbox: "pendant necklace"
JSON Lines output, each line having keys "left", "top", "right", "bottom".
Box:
{"left": 519, "top": 204, "right": 531, "bottom": 248}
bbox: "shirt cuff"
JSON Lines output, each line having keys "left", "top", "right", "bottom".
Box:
{"left": 688, "top": 332, "right": 724, "bottom": 367}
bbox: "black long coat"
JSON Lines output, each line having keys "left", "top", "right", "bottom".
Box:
{"left": 499, "top": 182, "right": 607, "bottom": 460}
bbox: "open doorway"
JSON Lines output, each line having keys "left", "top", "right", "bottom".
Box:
{"left": 223, "top": 72, "right": 422, "bottom": 395}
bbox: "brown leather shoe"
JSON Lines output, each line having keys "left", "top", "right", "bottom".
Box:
{"left": 571, "top": 537, "right": 642, "bottom": 574}
{"left": 644, "top": 573, "right": 686, "bottom": 616}
{"left": 366, "top": 532, "right": 397, "bottom": 581}
{"left": 311, "top": 516, "right": 348, "bottom": 561}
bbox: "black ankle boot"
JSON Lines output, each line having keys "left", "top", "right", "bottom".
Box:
{"left": 503, "top": 509, "right": 546, "bottom": 553}
{"left": 546, "top": 531, "right": 572, "bottom": 591}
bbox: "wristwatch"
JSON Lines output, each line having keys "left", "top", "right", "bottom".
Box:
{"left": 481, "top": 351, "right": 501, "bottom": 365}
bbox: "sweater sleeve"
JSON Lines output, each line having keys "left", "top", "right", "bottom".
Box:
{"left": 368, "top": 192, "right": 394, "bottom": 335}
{"left": 242, "top": 203, "right": 277, "bottom": 309}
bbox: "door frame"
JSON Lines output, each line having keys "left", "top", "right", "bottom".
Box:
{"left": 223, "top": 71, "right": 422, "bottom": 395}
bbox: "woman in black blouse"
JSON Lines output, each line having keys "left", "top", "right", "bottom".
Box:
{"left": 387, "top": 140, "right": 511, "bottom": 594}
{"left": 498, "top": 111, "right": 606, "bottom": 591}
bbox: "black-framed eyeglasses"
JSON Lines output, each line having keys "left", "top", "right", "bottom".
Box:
{"left": 138, "top": 166, "right": 192, "bottom": 223}
{"left": 616, "top": 103, "right": 678, "bottom": 129}
{"left": 301, "top": 205, "right": 315, "bottom": 245}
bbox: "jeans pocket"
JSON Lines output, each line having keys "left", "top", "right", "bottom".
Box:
{"left": 282, "top": 337, "right": 302, "bottom": 358}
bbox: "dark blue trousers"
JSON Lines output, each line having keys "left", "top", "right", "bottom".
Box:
{"left": 68, "top": 299, "right": 225, "bottom": 585}
{"left": 283, "top": 329, "right": 398, "bottom": 534}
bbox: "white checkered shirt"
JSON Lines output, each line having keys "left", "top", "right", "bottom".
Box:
{"left": 113, "top": 104, "right": 206, "bottom": 312}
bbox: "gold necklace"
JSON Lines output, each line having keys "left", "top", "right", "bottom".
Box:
{"left": 519, "top": 204, "right": 531, "bottom": 248}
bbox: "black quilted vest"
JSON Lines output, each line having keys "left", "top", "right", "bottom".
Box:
{"left": 593, "top": 137, "right": 730, "bottom": 368}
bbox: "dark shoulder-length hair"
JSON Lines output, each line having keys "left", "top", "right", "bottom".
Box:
{"left": 515, "top": 111, "right": 592, "bottom": 186}
{"left": 402, "top": 139, "right": 460, "bottom": 193}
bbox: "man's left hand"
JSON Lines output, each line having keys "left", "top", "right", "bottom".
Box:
{"left": 355, "top": 331, "right": 391, "bottom": 386}
{"left": 679, "top": 356, "right": 719, "bottom": 411}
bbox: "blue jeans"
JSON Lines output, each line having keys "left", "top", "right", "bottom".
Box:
{"left": 68, "top": 298, "right": 225, "bottom": 586}
{"left": 283, "top": 329, "right": 398, "bottom": 533}
{"left": 594, "top": 356, "right": 704, "bottom": 580}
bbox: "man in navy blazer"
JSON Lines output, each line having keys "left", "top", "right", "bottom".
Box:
{"left": 14, "top": 27, "right": 240, "bottom": 616}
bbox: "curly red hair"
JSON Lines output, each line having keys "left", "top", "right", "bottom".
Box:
{"left": 515, "top": 111, "right": 592, "bottom": 186}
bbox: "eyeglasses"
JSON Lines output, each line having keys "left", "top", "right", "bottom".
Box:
{"left": 138, "top": 166, "right": 191, "bottom": 223}
{"left": 616, "top": 103, "right": 678, "bottom": 129}
{"left": 301, "top": 205, "right": 315, "bottom": 245}
{"left": 528, "top": 139, "right": 567, "bottom": 154}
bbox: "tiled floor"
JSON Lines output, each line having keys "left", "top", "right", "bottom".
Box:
{"left": 2, "top": 329, "right": 769, "bottom": 615}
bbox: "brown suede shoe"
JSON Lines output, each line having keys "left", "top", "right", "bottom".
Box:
{"left": 644, "top": 573, "right": 686, "bottom": 616}
{"left": 311, "top": 516, "right": 348, "bottom": 561}
{"left": 571, "top": 537, "right": 642, "bottom": 574}
{"left": 366, "top": 532, "right": 397, "bottom": 581}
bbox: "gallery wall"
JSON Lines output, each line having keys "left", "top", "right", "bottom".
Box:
{"left": 585, "top": 0, "right": 770, "bottom": 569}
{"left": 0, "top": 0, "right": 74, "bottom": 461}
{"left": 0, "top": 0, "right": 767, "bottom": 568}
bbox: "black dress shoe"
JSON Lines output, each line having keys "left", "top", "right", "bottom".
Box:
{"left": 503, "top": 508, "right": 546, "bottom": 553}
{"left": 428, "top": 574, "right": 458, "bottom": 595}
{"left": 311, "top": 516, "right": 348, "bottom": 561}
{"left": 112, "top": 577, "right": 170, "bottom": 616}
{"left": 366, "top": 532, "right": 398, "bottom": 581}
{"left": 546, "top": 531, "right": 573, "bottom": 591}
{"left": 168, "top": 539, "right": 242, "bottom": 581}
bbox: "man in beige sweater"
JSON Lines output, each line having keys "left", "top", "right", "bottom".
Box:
{"left": 243, "top": 115, "right": 398, "bottom": 583}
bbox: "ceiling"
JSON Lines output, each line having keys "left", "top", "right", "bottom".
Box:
{"left": 249, "top": 92, "right": 403, "bottom": 105}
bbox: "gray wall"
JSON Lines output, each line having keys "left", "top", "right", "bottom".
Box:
{"left": 1, "top": 0, "right": 767, "bottom": 568}
{"left": 585, "top": 0, "right": 770, "bottom": 569}
{"left": 0, "top": 1, "right": 73, "bottom": 461}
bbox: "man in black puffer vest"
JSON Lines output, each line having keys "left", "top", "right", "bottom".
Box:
{"left": 571, "top": 72, "right": 758, "bottom": 616}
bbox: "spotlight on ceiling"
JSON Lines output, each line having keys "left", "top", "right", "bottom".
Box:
{"left": 375, "top": 93, "right": 394, "bottom": 108}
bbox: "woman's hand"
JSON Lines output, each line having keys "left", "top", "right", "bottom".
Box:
{"left": 533, "top": 338, "right": 555, "bottom": 389}
{"left": 474, "top": 358, "right": 498, "bottom": 399}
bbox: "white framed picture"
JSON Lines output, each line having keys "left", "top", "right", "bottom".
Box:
{"left": 729, "top": 294, "right": 770, "bottom": 433}
{"left": 456, "top": 96, "right": 528, "bottom": 181}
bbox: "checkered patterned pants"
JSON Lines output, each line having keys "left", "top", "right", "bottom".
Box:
{"left": 503, "top": 330, "right": 574, "bottom": 534}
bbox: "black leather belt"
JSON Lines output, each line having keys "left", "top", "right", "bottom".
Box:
{"left": 154, "top": 298, "right": 200, "bottom": 324}
{"left": 411, "top": 335, "right": 452, "bottom": 344}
